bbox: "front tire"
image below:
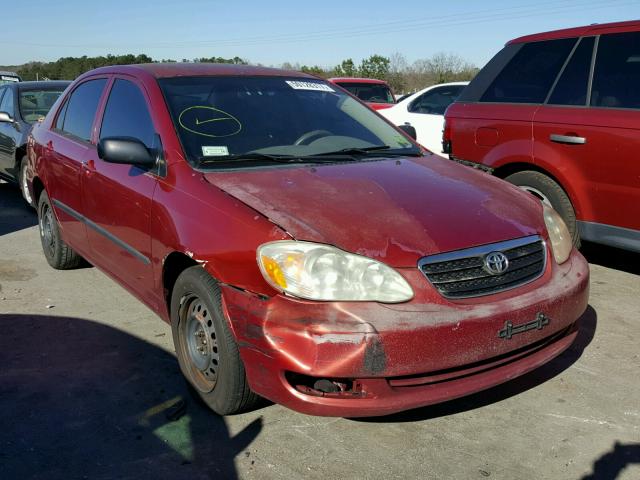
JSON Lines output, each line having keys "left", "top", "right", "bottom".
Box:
{"left": 504, "top": 170, "right": 581, "bottom": 248}
{"left": 19, "top": 156, "right": 34, "bottom": 207}
{"left": 171, "top": 266, "right": 259, "bottom": 415}
{"left": 37, "top": 191, "right": 83, "bottom": 269}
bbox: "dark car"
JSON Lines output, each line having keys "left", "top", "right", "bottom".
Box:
{"left": 0, "top": 80, "right": 70, "bottom": 204}
{"left": 0, "top": 71, "right": 21, "bottom": 86}
{"left": 27, "top": 64, "right": 588, "bottom": 417}
{"left": 444, "top": 20, "right": 640, "bottom": 253}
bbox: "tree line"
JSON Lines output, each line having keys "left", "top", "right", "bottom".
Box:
{"left": 11, "top": 52, "right": 478, "bottom": 94}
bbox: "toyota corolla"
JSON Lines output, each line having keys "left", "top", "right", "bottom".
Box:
{"left": 27, "top": 64, "right": 589, "bottom": 417}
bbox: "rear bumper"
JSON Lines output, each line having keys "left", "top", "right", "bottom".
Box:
{"left": 221, "top": 250, "right": 589, "bottom": 417}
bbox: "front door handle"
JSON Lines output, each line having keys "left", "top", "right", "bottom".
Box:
{"left": 549, "top": 134, "right": 586, "bottom": 145}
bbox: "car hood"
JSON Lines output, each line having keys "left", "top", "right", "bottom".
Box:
{"left": 203, "top": 155, "right": 544, "bottom": 267}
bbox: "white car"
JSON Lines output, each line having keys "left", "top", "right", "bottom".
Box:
{"left": 380, "top": 82, "right": 468, "bottom": 154}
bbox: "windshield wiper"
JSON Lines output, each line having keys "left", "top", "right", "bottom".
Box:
{"left": 197, "top": 152, "right": 354, "bottom": 167}
{"left": 315, "top": 145, "right": 422, "bottom": 157}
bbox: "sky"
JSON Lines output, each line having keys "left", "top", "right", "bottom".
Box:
{"left": 1, "top": 0, "right": 638, "bottom": 68}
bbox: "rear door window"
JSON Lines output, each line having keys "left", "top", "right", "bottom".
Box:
{"left": 100, "top": 79, "right": 155, "bottom": 148}
{"left": 409, "top": 85, "right": 465, "bottom": 115}
{"left": 481, "top": 38, "right": 576, "bottom": 104}
{"left": 547, "top": 37, "right": 595, "bottom": 106}
{"left": 59, "top": 79, "right": 107, "bottom": 142}
{"left": 591, "top": 31, "right": 640, "bottom": 109}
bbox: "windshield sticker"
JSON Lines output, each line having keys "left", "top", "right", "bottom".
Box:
{"left": 178, "top": 106, "right": 242, "bottom": 138}
{"left": 285, "top": 80, "right": 334, "bottom": 92}
{"left": 201, "top": 146, "right": 229, "bottom": 157}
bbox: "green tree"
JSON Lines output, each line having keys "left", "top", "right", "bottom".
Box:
{"left": 332, "top": 58, "right": 356, "bottom": 77}
{"left": 358, "top": 54, "right": 390, "bottom": 80}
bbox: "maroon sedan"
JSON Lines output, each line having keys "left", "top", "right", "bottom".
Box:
{"left": 27, "top": 64, "right": 589, "bottom": 417}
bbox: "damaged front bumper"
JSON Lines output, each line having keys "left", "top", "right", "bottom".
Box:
{"left": 220, "top": 250, "right": 589, "bottom": 417}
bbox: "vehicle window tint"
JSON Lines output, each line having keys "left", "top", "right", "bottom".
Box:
{"left": 547, "top": 37, "right": 595, "bottom": 106}
{"left": 408, "top": 85, "right": 465, "bottom": 115}
{"left": 55, "top": 98, "right": 69, "bottom": 130}
{"left": 61, "top": 79, "right": 107, "bottom": 141}
{"left": 100, "top": 79, "right": 155, "bottom": 148}
{"left": 591, "top": 31, "right": 640, "bottom": 109}
{"left": 0, "top": 87, "right": 15, "bottom": 115}
{"left": 481, "top": 38, "right": 576, "bottom": 104}
{"left": 336, "top": 82, "right": 394, "bottom": 104}
{"left": 0, "top": 88, "right": 5, "bottom": 106}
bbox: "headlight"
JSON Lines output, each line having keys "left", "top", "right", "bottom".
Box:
{"left": 257, "top": 241, "right": 414, "bottom": 302}
{"left": 543, "top": 206, "right": 572, "bottom": 264}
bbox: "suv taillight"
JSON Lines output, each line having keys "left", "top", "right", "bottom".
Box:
{"left": 442, "top": 118, "right": 452, "bottom": 155}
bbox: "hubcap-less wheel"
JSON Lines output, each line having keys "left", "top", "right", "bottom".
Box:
{"left": 180, "top": 296, "right": 220, "bottom": 392}
{"left": 21, "top": 163, "right": 33, "bottom": 205}
{"left": 518, "top": 185, "right": 553, "bottom": 208}
{"left": 39, "top": 203, "right": 56, "bottom": 258}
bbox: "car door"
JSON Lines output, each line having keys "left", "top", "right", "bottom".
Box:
{"left": 82, "top": 76, "right": 159, "bottom": 303}
{"left": 404, "top": 85, "right": 465, "bottom": 153}
{"left": 0, "top": 85, "right": 17, "bottom": 175}
{"left": 534, "top": 32, "right": 640, "bottom": 235}
{"left": 47, "top": 78, "right": 109, "bottom": 249}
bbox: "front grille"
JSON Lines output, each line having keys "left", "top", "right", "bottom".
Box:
{"left": 418, "top": 236, "right": 546, "bottom": 299}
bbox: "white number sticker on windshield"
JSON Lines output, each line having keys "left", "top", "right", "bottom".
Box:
{"left": 285, "top": 80, "right": 334, "bottom": 92}
{"left": 202, "top": 146, "right": 229, "bottom": 156}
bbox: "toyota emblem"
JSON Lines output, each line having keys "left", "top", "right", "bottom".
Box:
{"left": 484, "top": 251, "right": 509, "bottom": 275}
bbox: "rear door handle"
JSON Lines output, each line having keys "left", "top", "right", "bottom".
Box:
{"left": 549, "top": 134, "right": 586, "bottom": 145}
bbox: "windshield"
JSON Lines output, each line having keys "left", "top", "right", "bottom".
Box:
{"left": 159, "top": 76, "right": 417, "bottom": 167}
{"left": 335, "top": 82, "right": 395, "bottom": 104}
{"left": 0, "top": 75, "right": 20, "bottom": 86}
{"left": 19, "top": 88, "right": 66, "bottom": 124}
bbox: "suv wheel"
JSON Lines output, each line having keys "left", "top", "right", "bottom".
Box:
{"left": 37, "top": 191, "right": 83, "bottom": 269}
{"left": 504, "top": 171, "right": 580, "bottom": 247}
{"left": 171, "top": 266, "right": 259, "bottom": 415}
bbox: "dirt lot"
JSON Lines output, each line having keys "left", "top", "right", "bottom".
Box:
{"left": 1, "top": 181, "right": 639, "bottom": 480}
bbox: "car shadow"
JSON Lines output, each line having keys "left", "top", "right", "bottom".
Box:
{"left": 582, "top": 441, "right": 640, "bottom": 479}
{"left": 0, "top": 314, "right": 262, "bottom": 479}
{"left": 353, "top": 305, "right": 597, "bottom": 423}
{"left": 0, "top": 182, "right": 37, "bottom": 236}
{"left": 580, "top": 241, "right": 640, "bottom": 276}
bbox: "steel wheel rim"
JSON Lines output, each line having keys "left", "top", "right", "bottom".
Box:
{"left": 21, "top": 164, "right": 32, "bottom": 204}
{"left": 180, "top": 295, "right": 219, "bottom": 392}
{"left": 518, "top": 185, "right": 553, "bottom": 208}
{"left": 40, "top": 204, "right": 55, "bottom": 258}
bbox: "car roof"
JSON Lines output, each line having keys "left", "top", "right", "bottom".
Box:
{"left": 329, "top": 77, "right": 390, "bottom": 85}
{"left": 16, "top": 80, "right": 71, "bottom": 90}
{"left": 81, "top": 63, "right": 317, "bottom": 80}
{"left": 508, "top": 19, "right": 640, "bottom": 44}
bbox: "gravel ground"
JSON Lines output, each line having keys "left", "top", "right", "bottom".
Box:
{"left": 1, "top": 181, "right": 639, "bottom": 480}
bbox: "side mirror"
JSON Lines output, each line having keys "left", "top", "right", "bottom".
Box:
{"left": 0, "top": 111, "right": 13, "bottom": 123}
{"left": 398, "top": 123, "right": 417, "bottom": 140}
{"left": 97, "top": 137, "right": 156, "bottom": 167}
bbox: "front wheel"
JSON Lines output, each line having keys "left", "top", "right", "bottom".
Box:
{"left": 504, "top": 170, "right": 581, "bottom": 247}
{"left": 171, "top": 266, "right": 259, "bottom": 415}
{"left": 37, "top": 191, "right": 83, "bottom": 269}
{"left": 19, "top": 156, "right": 34, "bottom": 207}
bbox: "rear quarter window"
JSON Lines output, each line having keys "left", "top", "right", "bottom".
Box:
{"left": 591, "top": 31, "right": 640, "bottom": 109}
{"left": 481, "top": 38, "right": 576, "bottom": 104}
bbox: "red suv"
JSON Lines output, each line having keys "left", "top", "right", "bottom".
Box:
{"left": 27, "top": 64, "right": 588, "bottom": 417}
{"left": 444, "top": 20, "right": 640, "bottom": 252}
{"left": 329, "top": 77, "right": 396, "bottom": 110}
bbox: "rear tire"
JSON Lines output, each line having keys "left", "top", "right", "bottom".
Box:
{"left": 37, "top": 191, "right": 83, "bottom": 269}
{"left": 504, "top": 170, "right": 581, "bottom": 248}
{"left": 171, "top": 266, "right": 259, "bottom": 415}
